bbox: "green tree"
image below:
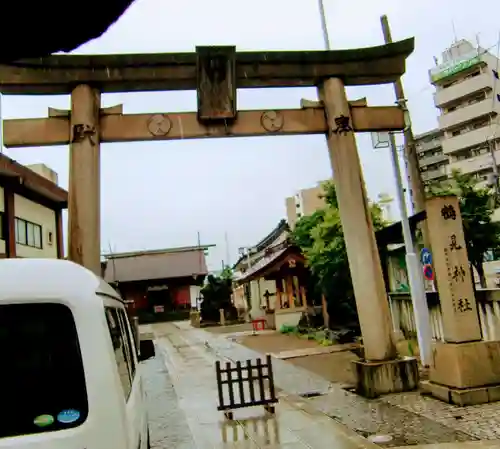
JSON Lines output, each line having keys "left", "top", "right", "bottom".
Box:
{"left": 200, "top": 274, "right": 236, "bottom": 322}
{"left": 220, "top": 265, "right": 233, "bottom": 281}
{"left": 290, "top": 180, "right": 387, "bottom": 327}
{"left": 429, "top": 170, "right": 500, "bottom": 288}
{"left": 291, "top": 209, "right": 325, "bottom": 249}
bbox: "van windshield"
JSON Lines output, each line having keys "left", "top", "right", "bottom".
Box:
{"left": 0, "top": 303, "right": 88, "bottom": 438}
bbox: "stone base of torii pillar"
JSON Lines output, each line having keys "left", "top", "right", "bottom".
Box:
{"left": 352, "top": 358, "right": 419, "bottom": 399}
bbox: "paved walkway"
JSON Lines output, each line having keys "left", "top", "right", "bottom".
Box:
{"left": 158, "top": 322, "right": 479, "bottom": 447}
{"left": 142, "top": 353, "right": 196, "bottom": 449}
{"left": 147, "top": 322, "right": 382, "bottom": 449}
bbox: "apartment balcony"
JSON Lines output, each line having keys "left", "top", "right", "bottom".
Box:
{"left": 434, "top": 73, "right": 492, "bottom": 108}
{"left": 449, "top": 150, "right": 500, "bottom": 175}
{"left": 421, "top": 165, "right": 449, "bottom": 182}
{"left": 442, "top": 126, "right": 494, "bottom": 154}
{"left": 438, "top": 98, "right": 498, "bottom": 130}
{"left": 418, "top": 153, "right": 448, "bottom": 168}
{"left": 416, "top": 139, "right": 442, "bottom": 153}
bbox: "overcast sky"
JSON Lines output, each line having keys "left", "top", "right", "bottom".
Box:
{"left": 1, "top": 0, "right": 498, "bottom": 270}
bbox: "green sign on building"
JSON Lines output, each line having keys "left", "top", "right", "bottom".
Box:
{"left": 430, "top": 54, "right": 482, "bottom": 83}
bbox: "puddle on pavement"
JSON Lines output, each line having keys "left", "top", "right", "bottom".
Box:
{"left": 220, "top": 412, "right": 281, "bottom": 446}
{"left": 299, "top": 391, "right": 324, "bottom": 398}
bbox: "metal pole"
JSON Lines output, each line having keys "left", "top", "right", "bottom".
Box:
{"left": 0, "top": 94, "right": 3, "bottom": 153}
{"left": 389, "top": 132, "right": 432, "bottom": 366}
{"left": 488, "top": 136, "right": 500, "bottom": 201}
{"left": 132, "top": 316, "right": 140, "bottom": 353}
{"left": 318, "top": 0, "right": 331, "bottom": 50}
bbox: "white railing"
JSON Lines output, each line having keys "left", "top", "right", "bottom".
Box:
{"left": 389, "top": 290, "right": 500, "bottom": 342}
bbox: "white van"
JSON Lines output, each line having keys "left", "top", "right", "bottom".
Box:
{"left": 0, "top": 258, "right": 155, "bottom": 449}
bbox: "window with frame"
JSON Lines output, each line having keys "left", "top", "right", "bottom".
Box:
{"left": 15, "top": 217, "right": 42, "bottom": 249}
{"left": 471, "top": 118, "right": 489, "bottom": 130}
{"left": 468, "top": 92, "right": 486, "bottom": 105}
{"left": 105, "top": 308, "right": 135, "bottom": 399}
{"left": 117, "top": 309, "right": 136, "bottom": 376}
{"left": 0, "top": 303, "right": 88, "bottom": 438}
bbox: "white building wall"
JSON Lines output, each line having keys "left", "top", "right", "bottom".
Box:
{"left": 189, "top": 285, "right": 201, "bottom": 308}
{"left": 13, "top": 193, "right": 57, "bottom": 258}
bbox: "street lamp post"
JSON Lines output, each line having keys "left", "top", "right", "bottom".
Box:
{"left": 388, "top": 132, "right": 432, "bottom": 367}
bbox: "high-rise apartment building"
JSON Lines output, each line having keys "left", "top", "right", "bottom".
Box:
{"left": 429, "top": 39, "right": 500, "bottom": 186}
{"left": 415, "top": 128, "right": 448, "bottom": 185}
{"left": 286, "top": 182, "right": 328, "bottom": 229}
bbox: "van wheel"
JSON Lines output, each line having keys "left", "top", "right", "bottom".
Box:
{"left": 147, "top": 430, "right": 151, "bottom": 449}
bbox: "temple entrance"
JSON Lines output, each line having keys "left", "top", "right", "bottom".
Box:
{"left": 0, "top": 38, "right": 417, "bottom": 396}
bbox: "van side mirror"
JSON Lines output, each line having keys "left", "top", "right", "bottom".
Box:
{"left": 139, "top": 339, "right": 155, "bottom": 361}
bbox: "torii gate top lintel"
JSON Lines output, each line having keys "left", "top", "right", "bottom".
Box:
{"left": 0, "top": 37, "right": 414, "bottom": 95}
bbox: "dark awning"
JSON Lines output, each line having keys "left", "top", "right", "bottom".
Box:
{"left": 1, "top": 1, "right": 135, "bottom": 62}
{"left": 375, "top": 210, "right": 427, "bottom": 246}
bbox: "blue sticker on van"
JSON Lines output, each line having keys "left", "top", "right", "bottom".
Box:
{"left": 57, "top": 409, "right": 80, "bottom": 424}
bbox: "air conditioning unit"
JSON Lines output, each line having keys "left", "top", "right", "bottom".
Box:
{"left": 486, "top": 173, "right": 498, "bottom": 187}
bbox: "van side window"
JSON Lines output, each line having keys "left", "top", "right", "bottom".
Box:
{"left": 105, "top": 308, "right": 132, "bottom": 398}
{"left": 117, "top": 309, "right": 136, "bottom": 377}
{"left": 0, "top": 303, "right": 88, "bottom": 438}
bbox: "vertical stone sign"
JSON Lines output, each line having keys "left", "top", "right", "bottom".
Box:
{"left": 426, "top": 196, "right": 481, "bottom": 342}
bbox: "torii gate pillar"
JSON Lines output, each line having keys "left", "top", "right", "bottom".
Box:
{"left": 323, "top": 77, "right": 418, "bottom": 398}
{"left": 68, "top": 85, "right": 101, "bottom": 275}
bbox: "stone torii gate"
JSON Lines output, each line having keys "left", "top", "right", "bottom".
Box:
{"left": 0, "top": 39, "right": 418, "bottom": 396}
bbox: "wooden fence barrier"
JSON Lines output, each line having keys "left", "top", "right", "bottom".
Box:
{"left": 215, "top": 354, "right": 278, "bottom": 420}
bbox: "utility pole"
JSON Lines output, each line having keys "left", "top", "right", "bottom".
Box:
{"left": 488, "top": 133, "right": 500, "bottom": 204}
{"left": 380, "top": 15, "right": 426, "bottom": 215}
{"left": 318, "top": 0, "right": 331, "bottom": 50}
{"left": 381, "top": 15, "right": 432, "bottom": 366}
{"left": 224, "top": 231, "right": 231, "bottom": 267}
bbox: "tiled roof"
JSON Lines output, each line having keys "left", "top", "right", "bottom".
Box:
{"left": 235, "top": 244, "right": 304, "bottom": 284}
{"left": 103, "top": 249, "right": 208, "bottom": 283}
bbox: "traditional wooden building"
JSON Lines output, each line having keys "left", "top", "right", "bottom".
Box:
{"left": 235, "top": 241, "right": 310, "bottom": 329}
{"left": 0, "top": 154, "right": 67, "bottom": 259}
{"left": 102, "top": 245, "right": 213, "bottom": 321}
{"left": 233, "top": 220, "right": 289, "bottom": 317}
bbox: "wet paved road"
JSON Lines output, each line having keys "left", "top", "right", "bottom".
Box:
{"left": 148, "top": 321, "right": 476, "bottom": 447}
{"left": 143, "top": 322, "right": 382, "bottom": 449}
{"left": 142, "top": 355, "right": 196, "bottom": 449}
